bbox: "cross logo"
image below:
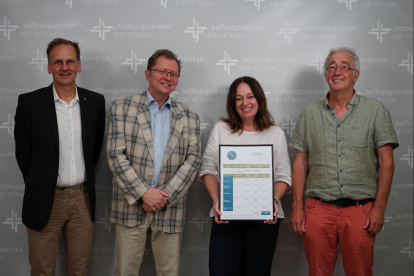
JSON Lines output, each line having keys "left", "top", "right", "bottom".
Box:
{"left": 170, "top": 91, "right": 178, "bottom": 97}
{"left": 0, "top": 16, "right": 19, "bottom": 41}
{"left": 122, "top": 50, "right": 146, "bottom": 74}
{"left": 159, "top": 0, "right": 170, "bottom": 9}
{"left": 216, "top": 51, "right": 239, "bottom": 74}
{"left": 264, "top": 91, "right": 271, "bottom": 97}
{"left": 368, "top": 20, "right": 391, "bottom": 43}
{"left": 66, "top": 0, "right": 73, "bottom": 8}
{"left": 96, "top": 209, "right": 112, "bottom": 232}
{"left": 400, "top": 239, "right": 414, "bottom": 261}
{"left": 3, "top": 210, "right": 22, "bottom": 233}
{"left": 337, "top": 0, "right": 357, "bottom": 11}
{"left": 277, "top": 20, "right": 300, "bottom": 43}
{"left": 90, "top": 17, "right": 114, "bottom": 41}
{"left": 308, "top": 52, "right": 325, "bottom": 74}
{"left": 0, "top": 114, "right": 15, "bottom": 137}
{"left": 281, "top": 115, "right": 296, "bottom": 138}
{"left": 184, "top": 18, "right": 207, "bottom": 42}
{"left": 200, "top": 123, "right": 210, "bottom": 130}
{"left": 399, "top": 52, "right": 414, "bottom": 75}
{"left": 382, "top": 216, "right": 393, "bottom": 231}
{"left": 400, "top": 146, "right": 413, "bottom": 169}
{"left": 246, "top": 0, "right": 265, "bottom": 10}
{"left": 189, "top": 209, "right": 209, "bottom": 232}
{"left": 28, "top": 49, "right": 48, "bottom": 73}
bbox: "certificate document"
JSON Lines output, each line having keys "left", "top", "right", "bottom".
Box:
{"left": 219, "top": 145, "right": 274, "bottom": 220}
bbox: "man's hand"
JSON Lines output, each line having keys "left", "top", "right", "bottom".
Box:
{"left": 141, "top": 188, "right": 169, "bottom": 212}
{"left": 363, "top": 205, "right": 385, "bottom": 234}
{"left": 289, "top": 207, "right": 306, "bottom": 235}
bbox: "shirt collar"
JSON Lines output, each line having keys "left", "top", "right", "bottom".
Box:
{"left": 146, "top": 90, "right": 171, "bottom": 109}
{"left": 325, "top": 89, "right": 359, "bottom": 109}
{"left": 53, "top": 84, "right": 79, "bottom": 102}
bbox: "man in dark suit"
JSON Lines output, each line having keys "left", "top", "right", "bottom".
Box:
{"left": 14, "top": 38, "right": 105, "bottom": 276}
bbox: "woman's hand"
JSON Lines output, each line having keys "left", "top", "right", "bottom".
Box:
{"left": 263, "top": 200, "right": 279, "bottom": 224}
{"left": 213, "top": 201, "right": 229, "bottom": 224}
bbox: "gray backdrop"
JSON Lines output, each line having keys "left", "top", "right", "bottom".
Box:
{"left": 0, "top": 0, "right": 412, "bottom": 275}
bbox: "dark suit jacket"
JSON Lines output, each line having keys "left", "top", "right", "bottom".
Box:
{"left": 14, "top": 84, "right": 105, "bottom": 231}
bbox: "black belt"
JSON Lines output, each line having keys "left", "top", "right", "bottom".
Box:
{"left": 319, "top": 198, "right": 374, "bottom": 207}
{"left": 57, "top": 182, "right": 86, "bottom": 191}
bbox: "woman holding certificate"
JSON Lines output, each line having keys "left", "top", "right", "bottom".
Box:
{"left": 199, "top": 76, "right": 292, "bottom": 276}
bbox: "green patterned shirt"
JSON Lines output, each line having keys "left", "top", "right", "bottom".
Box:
{"left": 289, "top": 92, "right": 399, "bottom": 201}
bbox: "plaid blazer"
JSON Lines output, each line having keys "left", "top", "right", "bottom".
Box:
{"left": 107, "top": 92, "right": 201, "bottom": 233}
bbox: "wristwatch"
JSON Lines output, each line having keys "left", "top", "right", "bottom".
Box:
{"left": 274, "top": 197, "right": 279, "bottom": 205}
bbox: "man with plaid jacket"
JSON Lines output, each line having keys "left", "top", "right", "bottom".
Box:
{"left": 107, "top": 49, "right": 201, "bottom": 276}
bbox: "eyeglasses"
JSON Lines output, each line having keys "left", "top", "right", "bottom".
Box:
{"left": 51, "top": 60, "right": 78, "bottom": 68}
{"left": 326, "top": 64, "right": 355, "bottom": 73}
{"left": 149, "top": 69, "right": 180, "bottom": 79}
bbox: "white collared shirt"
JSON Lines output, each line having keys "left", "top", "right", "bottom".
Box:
{"left": 53, "top": 85, "right": 86, "bottom": 187}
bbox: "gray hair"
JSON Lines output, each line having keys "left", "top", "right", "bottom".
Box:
{"left": 324, "top": 47, "right": 360, "bottom": 72}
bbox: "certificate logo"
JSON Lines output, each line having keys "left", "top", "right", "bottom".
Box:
{"left": 227, "top": 151, "right": 237, "bottom": 160}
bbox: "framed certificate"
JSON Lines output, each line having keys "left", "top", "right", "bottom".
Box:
{"left": 219, "top": 145, "right": 274, "bottom": 221}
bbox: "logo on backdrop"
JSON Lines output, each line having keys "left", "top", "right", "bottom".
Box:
{"left": 170, "top": 91, "right": 178, "bottom": 97}
{"left": 3, "top": 210, "right": 22, "bottom": 233}
{"left": 28, "top": 49, "right": 48, "bottom": 73}
{"left": 281, "top": 115, "right": 296, "bottom": 138}
{"left": 0, "top": 16, "right": 19, "bottom": 41}
{"left": 399, "top": 52, "right": 413, "bottom": 75}
{"left": 189, "top": 209, "right": 209, "bottom": 232}
{"left": 216, "top": 51, "right": 239, "bottom": 74}
{"left": 337, "top": 0, "right": 357, "bottom": 11}
{"left": 0, "top": 114, "right": 15, "bottom": 137}
{"left": 246, "top": 0, "right": 265, "bottom": 10}
{"left": 184, "top": 18, "right": 207, "bottom": 42}
{"left": 227, "top": 151, "right": 237, "bottom": 160}
{"left": 122, "top": 50, "right": 146, "bottom": 74}
{"left": 200, "top": 123, "right": 210, "bottom": 130}
{"left": 66, "top": 0, "right": 73, "bottom": 8}
{"left": 159, "top": 0, "right": 170, "bottom": 9}
{"left": 277, "top": 20, "right": 299, "bottom": 43}
{"left": 90, "top": 17, "right": 114, "bottom": 41}
{"left": 400, "top": 239, "right": 413, "bottom": 261}
{"left": 368, "top": 20, "right": 391, "bottom": 43}
{"left": 308, "top": 52, "right": 325, "bottom": 74}
{"left": 96, "top": 209, "right": 112, "bottom": 232}
{"left": 400, "top": 146, "right": 413, "bottom": 169}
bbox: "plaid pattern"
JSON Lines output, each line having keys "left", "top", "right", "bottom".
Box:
{"left": 107, "top": 92, "right": 201, "bottom": 233}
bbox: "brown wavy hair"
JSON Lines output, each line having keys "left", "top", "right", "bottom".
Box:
{"left": 221, "top": 76, "right": 275, "bottom": 134}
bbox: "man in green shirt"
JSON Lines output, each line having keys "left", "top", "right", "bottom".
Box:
{"left": 289, "top": 47, "right": 398, "bottom": 276}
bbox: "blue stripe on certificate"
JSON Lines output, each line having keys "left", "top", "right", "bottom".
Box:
{"left": 223, "top": 175, "right": 233, "bottom": 211}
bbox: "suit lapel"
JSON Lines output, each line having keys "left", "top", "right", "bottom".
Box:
{"left": 162, "top": 101, "right": 183, "bottom": 166}
{"left": 78, "top": 87, "right": 88, "bottom": 153}
{"left": 136, "top": 93, "right": 155, "bottom": 161}
{"left": 41, "top": 84, "right": 59, "bottom": 151}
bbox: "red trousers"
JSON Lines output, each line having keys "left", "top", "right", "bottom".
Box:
{"left": 303, "top": 197, "right": 376, "bottom": 276}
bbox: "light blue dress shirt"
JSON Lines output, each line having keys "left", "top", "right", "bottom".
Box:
{"left": 147, "top": 90, "right": 171, "bottom": 188}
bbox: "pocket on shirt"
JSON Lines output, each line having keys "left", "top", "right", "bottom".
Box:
{"left": 351, "top": 127, "right": 369, "bottom": 147}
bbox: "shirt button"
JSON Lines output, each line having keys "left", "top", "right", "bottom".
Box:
{"left": 338, "top": 125, "right": 340, "bottom": 128}
{"left": 339, "top": 155, "right": 341, "bottom": 157}
{"left": 338, "top": 140, "right": 341, "bottom": 142}
{"left": 341, "top": 185, "right": 343, "bottom": 187}
{"left": 155, "top": 154, "right": 157, "bottom": 156}
{"left": 156, "top": 126, "right": 159, "bottom": 128}
{"left": 339, "top": 170, "right": 342, "bottom": 172}
{"left": 156, "top": 139, "right": 158, "bottom": 142}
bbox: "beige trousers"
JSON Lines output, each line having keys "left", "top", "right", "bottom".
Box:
{"left": 114, "top": 212, "right": 182, "bottom": 276}
{"left": 27, "top": 183, "right": 93, "bottom": 276}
